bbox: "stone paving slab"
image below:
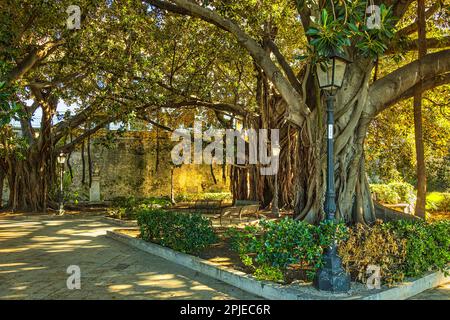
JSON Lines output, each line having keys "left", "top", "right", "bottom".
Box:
{"left": 0, "top": 216, "right": 259, "bottom": 300}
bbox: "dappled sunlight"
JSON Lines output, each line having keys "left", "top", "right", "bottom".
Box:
{"left": 136, "top": 273, "right": 175, "bottom": 281}
{"left": 0, "top": 222, "right": 43, "bottom": 240}
{"left": 108, "top": 284, "right": 133, "bottom": 291}
{"left": 0, "top": 247, "right": 30, "bottom": 253}
{"left": 43, "top": 221, "right": 66, "bottom": 227}
{"left": 0, "top": 216, "right": 259, "bottom": 300}
{"left": 0, "top": 262, "right": 26, "bottom": 268}
{"left": 208, "top": 257, "right": 232, "bottom": 265}
{"left": 190, "top": 284, "right": 215, "bottom": 291}
{"left": 31, "top": 236, "right": 71, "bottom": 242}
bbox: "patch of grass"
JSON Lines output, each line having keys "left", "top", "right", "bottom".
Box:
{"left": 426, "top": 192, "right": 450, "bottom": 213}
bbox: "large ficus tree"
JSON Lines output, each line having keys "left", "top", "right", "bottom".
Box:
{"left": 0, "top": 0, "right": 170, "bottom": 211}
{"left": 143, "top": 0, "right": 450, "bottom": 224}
{"left": 0, "top": 0, "right": 255, "bottom": 211}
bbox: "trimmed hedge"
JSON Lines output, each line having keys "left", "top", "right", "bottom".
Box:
{"left": 390, "top": 219, "right": 450, "bottom": 277}
{"left": 175, "top": 192, "right": 232, "bottom": 202}
{"left": 108, "top": 196, "right": 172, "bottom": 220}
{"left": 340, "top": 219, "right": 450, "bottom": 285}
{"left": 136, "top": 208, "right": 217, "bottom": 254}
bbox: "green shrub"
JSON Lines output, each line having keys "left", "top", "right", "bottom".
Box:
{"left": 388, "top": 182, "right": 415, "bottom": 203}
{"left": 370, "top": 184, "right": 401, "bottom": 204}
{"left": 339, "top": 219, "right": 450, "bottom": 285}
{"left": 389, "top": 219, "right": 450, "bottom": 277}
{"left": 109, "top": 196, "right": 172, "bottom": 220}
{"left": 226, "top": 218, "right": 347, "bottom": 282}
{"left": 228, "top": 218, "right": 449, "bottom": 285}
{"left": 175, "top": 192, "right": 232, "bottom": 202}
{"left": 370, "top": 182, "right": 415, "bottom": 204}
{"left": 253, "top": 264, "right": 284, "bottom": 282}
{"left": 136, "top": 208, "right": 217, "bottom": 254}
{"left": 426, "top": 192, "right": 450, "bottom": 213}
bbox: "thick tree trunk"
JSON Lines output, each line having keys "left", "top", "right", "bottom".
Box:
{"left": 0, "top": 168, "right": 4, "bottom": 208}
{"left": 413, "top": 0, "right": 427, "bottom": 219}
{"left": 7, "top": 153, "right": 54, "bottom": 212}
{"left": 233, "top": 59, "right": 377, "bottom": 224}
{"left": 413, "top": 94, "right": 426, "bottom": 218}
{"left": 228, "top": 66, "right": 377, "bottom": 224}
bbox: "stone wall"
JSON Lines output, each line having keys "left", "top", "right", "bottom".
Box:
{"left": 1, "top": 131, "right": 230, "bottom": 205}
{"left": 65, "top": 131, "right": 230, "bottom": 202}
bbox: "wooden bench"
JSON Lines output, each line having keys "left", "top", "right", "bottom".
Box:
{"left": 194, "top": 200, "right": 223, "bottom": 213}
{"left": 239, "top": 204, "right": 260, "bottom": 220}
{"left": 217, "top": 203, "right": 261, "bottom": 225}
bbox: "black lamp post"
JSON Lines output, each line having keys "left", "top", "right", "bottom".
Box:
{"left": 313, "top": 50, "right": 351, "bottom": 293}
{"left": 57, "top": 152, "right": 67, "bottom": 216}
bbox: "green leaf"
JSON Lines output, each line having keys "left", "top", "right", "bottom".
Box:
{"left": 321, "top": 9, "right": 328, "bottom": 26}
{"left": 306, "top": 28, "right": 320, "bottom": 36}
{"left": 348, "top": 23, "right": 359, "bottom": 32}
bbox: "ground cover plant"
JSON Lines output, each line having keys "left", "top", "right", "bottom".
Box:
{"left": 226, "top": 218, "right": 450, "bottom": 285}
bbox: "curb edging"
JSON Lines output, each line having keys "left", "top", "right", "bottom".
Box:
{"left": 102, "top": 217, "right": 138, "bottom": 227}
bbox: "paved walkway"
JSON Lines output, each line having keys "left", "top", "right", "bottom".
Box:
{"left": 409, "top": 282, "right": 449, "bottom": 300}
{"left": 0, "top": 216, "right": 259, "bottom": 300}
{"left": 1, "top": 215, "right": 448, "bottom": 300}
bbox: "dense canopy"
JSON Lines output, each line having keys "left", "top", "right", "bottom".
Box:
{"left": 0, "top": 0, "right": 449, "bottom": 223}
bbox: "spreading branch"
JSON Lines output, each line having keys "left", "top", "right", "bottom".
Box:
{"left": 264, "top": 39, "right": 303, "bottom": 94}
{"left": 144, "top": 0, "right": 310, "bottom": 125}
{"left": 386, "top": 36, "right": 450, "bottom": 54}
{"left": 5, "top": 40, "right": 65, "bottom": 84}
{"left": 57, "top": 118, "right": 113, "bottom": 153}
{"left": 369, "top": 49, "right": 450, "bottom": 115}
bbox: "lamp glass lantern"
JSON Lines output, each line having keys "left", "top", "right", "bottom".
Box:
{"left": 316, "top": 50, "right": 351, "bottom": 92}
{"left": 57, "top": 153, "right": 67, "bottom": 165}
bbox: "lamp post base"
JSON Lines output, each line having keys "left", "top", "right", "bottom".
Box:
{"left": 58, "top": 203, "right": 65, "bottom": 216}
{"left": 314, "top": 246, "right": 350, "bottom": 293}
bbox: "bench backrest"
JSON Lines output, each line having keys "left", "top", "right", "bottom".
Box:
{"left": 240, "top": 204, "right": 259, "bottom": 215}
{"left": 222, "top": 206, "right": 242, "bottom": 215}
{"left": 194, "top": 199, "right": 223, "bottom": 209}
{"left": 235, "top": 200, "right": 259, "bottom": 206}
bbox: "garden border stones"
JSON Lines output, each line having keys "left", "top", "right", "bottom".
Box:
{"left": 106, "top": 230, "right": 449, "bottom": 300}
